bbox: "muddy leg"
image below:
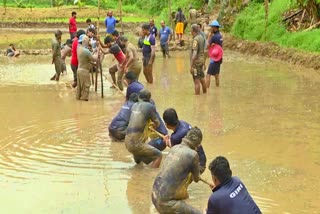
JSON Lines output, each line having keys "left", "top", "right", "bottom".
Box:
{"left": 151, "top": 156, "right": 162, "bottom": 168}
{"left": 206, "top": 74, "right": 211, "bottom": 88}
{"left": 214, "top": 74, "right": 220, "bottom": 87}
{"left": 76, "top": 72, "right": 81, "bottom": 100}
{"left": 144, "top": 64, "right": 153, "bottom": 84}
{"left": 193, "top": 78, "right": 201, "bottom": 95}
{"left": 109, "top": 64, "right": 118, "bottom": 86}
{"left": 117, "top": 67, "right": 124, "bottom": 91}
{"left": 200, "top": 77, "right": 207, "bottom": 94}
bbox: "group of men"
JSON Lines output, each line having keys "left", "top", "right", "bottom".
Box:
{"left": 107, "top": 73, "right": 260, "bottom": 213}
{"left": 61, "top": 10, "right": 261, "bottom": 213}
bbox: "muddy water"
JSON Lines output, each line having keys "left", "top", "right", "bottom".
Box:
{"left": 0, "top": 51, "right": 319, "bottom": 214}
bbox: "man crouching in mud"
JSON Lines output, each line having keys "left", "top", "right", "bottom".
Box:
{"left": 152, "top": 127, "right": 203, "bottom": 214}
{"left": 125, "top": 89, "right": 162, "bottom": 168}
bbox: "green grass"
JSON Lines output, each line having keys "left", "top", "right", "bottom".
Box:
{"left": 1, "top": 16, "right": 148, "bottom": 23}
{"left": 231, "top": 0, "right": 320, "bottom": 52}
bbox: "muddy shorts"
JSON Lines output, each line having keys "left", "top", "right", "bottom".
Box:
{"left": 152, "top": 192, "right": 202, "bottom": 214}
{"left": 192, "top": 65, "right": 205, "bottom": 80}
{"left": 143, "top": 56, "right": 151, "bottom": 67}
{"left": 128, "top": 61, "right": 142, "bottom": 80}
{"left": 125, "top": 140, "right": 161, "bottom": 165}
{"left": 54, "top": 58, "right": 63, "bottom": 75}
{"left": 207, "top": 59, "right": 222, "bottom": 75}
{"left": 148, "top": 137, "right": 166, "bottom": 151}
{"left": 108, "top": 126, "right": 126, "bottom": 141}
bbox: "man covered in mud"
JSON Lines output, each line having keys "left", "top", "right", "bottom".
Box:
{"left": 99, "top": 35, "right": 126, "bottom": 90}
{"left": 108, "top": 93, "right": 139, "bottom": 141}
{"left": 141, "top": 23, "right": 156, "bottom": 84}
{"left": 120, "top": 36, "right": 142, "bottom": 80}
{"left": 152, "top": 127, "right": 203, "bottom": 214}
{"left": 190, "top": 24, "right": 207, "bottom": 95}
{"left": 125, "top": 89, "right": 162, "bottom": 168}
{"left": 205, "top": 156, "right": 261, "bottom": 214}
{"left": 61, "top": 39, "right": 72, "bottom": 75}
{"left": 6, "top": 44, "right": 20, "bottom": 57}
{"left": 76, "top": 34, "right": 98, "bottom": 101}
{"left": 51, "top": 30, "right": 63, "bottom": 81}
{"left": 163, "top": 108, "right": 207, "bottom": 173}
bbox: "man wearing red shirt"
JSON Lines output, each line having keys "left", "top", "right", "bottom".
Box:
{"left": 69, "top": 11, "right": 77, "bottom": 39}
{"left": 71, "top": 30, "right": 86, "bottom": 88}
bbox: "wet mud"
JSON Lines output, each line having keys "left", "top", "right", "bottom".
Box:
{"left": 0, "top": 51, "right": 319, "bottom": 213}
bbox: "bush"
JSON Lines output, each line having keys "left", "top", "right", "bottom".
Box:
{"left": 231, "top": 0, "right": 320, "bottom": 52}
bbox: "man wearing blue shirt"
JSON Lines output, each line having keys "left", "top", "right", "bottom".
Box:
{"left": 206, "top": 156, "right": 261, "bottom": 214}
{"left": 125, "top": 71, "right": 144, "bottom": 101}
{"left": 206, "top": 20, "right": 223, "bottom": 88}
{"left": 159, "top": 20, "right": 172, "bottom": 58}
{"left": 141, "top": 23, "right": 156, "bottom": 83}
{"left": 105, "top": 11, "right": 117, "bottom": 34}
{"left": 108, "top": 93, "right": 139, "bottom": 141}
{"left": 149, "top": 19, "right": 158, "bottom": 37}
{"left": 162, "top": 108, "right": 207, "bottom": 174}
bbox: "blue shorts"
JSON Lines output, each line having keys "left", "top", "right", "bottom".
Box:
{"left": 207, "top": 59, "right": 222, "bottom": 75}
{"left": 148, "top": 137, "right": 166, "bottom": 151}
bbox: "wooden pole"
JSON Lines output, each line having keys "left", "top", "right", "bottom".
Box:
{"left": 168, "top": 0, "right": 172, "bottom": 25}
{"left": 119, "top": 0, "right": 124, "bottom": 34}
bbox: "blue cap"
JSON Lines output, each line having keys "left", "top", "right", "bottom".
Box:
{"left": 78, "top": 34, "right": 85, "bottom": 43}
{"left": 209, "top": 20, "right": 220, "bottom": 27}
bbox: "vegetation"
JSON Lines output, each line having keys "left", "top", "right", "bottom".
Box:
{"left": 231, "top": 0, "right": 320, "bottom": 52}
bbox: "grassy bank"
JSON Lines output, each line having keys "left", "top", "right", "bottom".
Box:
{"left": 231, "top": 0, "right": 320, "bottom": 53}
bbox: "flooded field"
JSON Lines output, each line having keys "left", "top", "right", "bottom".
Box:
{"left": 0, "top": 51, "right": 319, "bottom": 214}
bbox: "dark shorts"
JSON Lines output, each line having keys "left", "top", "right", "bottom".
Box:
{"left": 148, "top": 137, "right": 166, "bottom": 151}
{"left": 143, "top": 56, "right": 151, "bottom": 67}
{"left": 192, "top": 65, "right": 205, "bottom": 80}
{"left": 207, "top": 60, "right": 222, "bottom": 76}
{"left": 108, "top": 126, "right": 126, "bottom": 141}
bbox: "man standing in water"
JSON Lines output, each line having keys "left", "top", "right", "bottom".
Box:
{"left": 125, "top": 89, "right": 162, "bottom": 168}
{"left": 190, "top": 24, "right": 207, "bottom": 95}
{"left": 189, "top": 5, "right": 197, "bottom": 25}
{"left": 120, "top": 36, "right": 142, "bottom": 80}
{"left": 159, "top": 20, "right": 172, "bottom": 58}
{"left": 206, "top": 156, "right": 261, "bottom": 214}
{"left": 51, "top": 30, "right": 63, "bottom": 81}
{"left": 141, "top": 24, "right": 156, "bottom": 84}
{"left": 175, "top": 8, "right": 186, "bottom": 45}
{"left": 76, "top": 34, "right": 98, "bottom": 101}
{"left": 105, "top": 11, "right": 117, "bottom": 35}
{"left": 70, "top": 30, "right": 86, "bottom": 88}
{"left": 162, "top": 108, "right": 207, "bottom": 173}
{"left": 152, "top": 127, "right": 203, "bottom": 214}
{"left": 69, "top": 11, "right": 77, "bottom": 40}
{"left": 206, "top": 20, "right": 223, "bottom": 88}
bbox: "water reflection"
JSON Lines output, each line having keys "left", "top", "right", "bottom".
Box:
{"left": 0, "top": 51, "right": 319, "bottom": 213}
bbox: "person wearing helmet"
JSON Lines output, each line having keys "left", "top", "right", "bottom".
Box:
{"left": 206, "top": 20, "right": 223, "bottom": 89}
{"left": 152, "top": 127, "right": 203, "bottom": 214}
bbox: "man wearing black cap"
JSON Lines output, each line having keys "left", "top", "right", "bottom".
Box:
{"left": 152, "top": 127, "right": 203, "bottom": 214}
{"left": 124, "top": 71, "right": 144, "bottom": 101}
{"left": 125, "top": 89, "right": 162, "bottom": 168}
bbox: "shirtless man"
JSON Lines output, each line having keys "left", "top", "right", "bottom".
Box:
{"left": 125, "top": 89, "right": 162, "bottom": 168}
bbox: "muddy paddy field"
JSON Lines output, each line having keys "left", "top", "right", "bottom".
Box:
{"left": 1, "top": 7, "right": 320, "bottom": 214}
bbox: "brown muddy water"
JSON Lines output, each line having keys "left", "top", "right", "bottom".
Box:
{"left": 0, "top": 51, "right": 319, "bottom": 214}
